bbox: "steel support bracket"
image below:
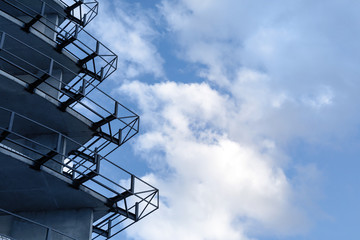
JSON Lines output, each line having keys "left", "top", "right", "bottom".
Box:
{"left": 0, "top": 131, "right": 10, "bottom": 143}
{"left": 68, "top": 150, "right": 96, "bottom": 163}
{"left": 31, "top": 150, "right": 58, "bottom": 170}
{"left": 93, "top": 131, "right": 121, "bottom": 146}
{"left": 26, "top": 73, "right": 50, "bottom": 93}
{"left": 93, "top": 226, "right": 110, "bottom": 238}
{"left": 108, "top": 206, "right": 137, "bottom": 222}
{"left": 79, "top": 67, "right": 103, "bottom": 81}
{"left": 72, "top": 170, "right": 98, "bottom": 189}
{"left": 22, "top": 2, "right": 46, "bottom": 32}
{"left": 78, "top": 52, "right": 98, "bottom": 67}
{"left": 91, "top": 115, "right": 117, "bottom": 131}
{"left": 64, "top": 0, "right": 84, "bottom": 26}
{"left": 58, "top": 92, "right": 84, "bottom": 111}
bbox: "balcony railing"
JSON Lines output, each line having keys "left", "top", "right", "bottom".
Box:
{"left": 0, "top": 106, "right": 159, "bottom": 239}
{"left": 0, "top": 31, "right": 137, "bottom": 156}
{"left": 58, "top": 0, "right": 99, "bottom": 27}
{"left": 0, "top": 0, "right": 116, "bottom": 89}
{"left": 1, "top": 0, "right": 98, "bottom": 27}
{"left": 0, "top": 208, "right": 76, "bottom": 240}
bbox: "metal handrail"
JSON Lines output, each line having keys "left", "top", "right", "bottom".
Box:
{"left": 0, "top": 208, "right": 76, "bottom": 240}
{"left": 0, "top": 2, "right": 159, "bottom": 237}
{"left": 0, "top": 31, "right": 138, "bottom": 156}
{"left": 57, "top": 0, "right": 99, "bottom": 26}
{"left": 0, "top": 107, "right": 159, "bottom": 239}
{"left": 92, "top": 190, "right": 159, "bottom": 240}
{"left": 1, "top": 0, "right": 98, "bottom": 27}
{"left": 0, "top": 0, "right": 116, "bottom": 88}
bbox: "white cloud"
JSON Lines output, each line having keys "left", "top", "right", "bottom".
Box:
{"left": 87, "top": 0, "right": 360, "bottom": 239}
{"left": 159, "top": 0, "right": 360, "bottom": 143}
{"left": 301, "top": 86, "right": 334, "bottom": 109}
{"left": 117, "top": 81, "right": 309, "bottom": 240}
{"left": 88, "top": 1, "right": 165, "bottom": 79}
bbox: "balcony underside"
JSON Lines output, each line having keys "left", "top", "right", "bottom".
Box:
{"left": 0, "top": 71, "right": 93, "bottom": 148}
{"left": 0, "top": 0, "right": 67, "bottom": 19}
{"left": 0, "top": 147, "right": 109, "bottom": 221}
{"left": 0, "top": 10, "right": 80, "bottom": 85}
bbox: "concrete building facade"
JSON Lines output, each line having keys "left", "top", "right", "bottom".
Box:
{"left": 0, "top": 1, "right": 159, "bottom": 239}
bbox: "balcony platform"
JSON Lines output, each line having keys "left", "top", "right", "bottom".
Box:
{"left": 0, "top": 0, "right": 67, "bottom": 20}
{"left": 0, "top": 70, "right": 93, "bottom": 148}
{"left": 0, "top": 10, "right": 81, "bottom": 85}
{"left": 0, "top": 146, "right": 109, "bottom": 221}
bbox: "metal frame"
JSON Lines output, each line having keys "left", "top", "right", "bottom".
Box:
{"left": 0, "top": 0, "right": 116, "bottom": 90}
{"left": 59, "top": 0, "right": 99, "bottom": 27}
{"left": 0, "top": 107, "right": 159, "bottom": 239}
{"left": 2, "top": 0, "right": 98, "bottom": 27}
{"left": 0, "top": 31, "right": 137, "bottom": 156}
{"left": 0, "top": 208, "right": 76, "bottom": 240}
{"left": 0, "top": 1, "right": 160, "bottom": 238}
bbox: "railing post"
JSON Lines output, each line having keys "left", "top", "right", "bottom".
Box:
{"left": 130, "top": 175, "right": 135, "bottom": 193}
{"left": 83, "top": 13, "right": 87, "bottom": 25}
{"left": 8, "top": 112, "right": 15, "bottom": 132}
{"left": 94, "top": 148, "right": 100, "bottom": 174}
{"left": 118, "top": 128, "right": 122, "bottom": 145}
{"left": 72, "top": 161, "right": 76, "bottom": 179}
{"left": 135, "top": 202, "right": 139, "bottom": 221}
{"left": 56, "top": 133, "right": 62, "bottom": 153}
{"left": 74, "top": 24, "right": 79, "bottom": 39}
{"left": 40, "top": 2, "right": 46, "bottom": 16}
{"left": 0, "top": 32, "right": 5, "bottom": 50}
{"left": 60, "top": 137, "right": 67, "bottom": 169}
{"left": 48, "top": 59, "right": 54, "bottom": 76}
{"left": 114, "top": 101, "right": 118, "bottom": 118}
{"left": 95, "top": 41, "right": 100, "bottom": 54}
{"left": 107, "top": 219, "right": 112, "bottom": 238}
{"left": 100, "top": 67, "right": 104, "bottom": 81}
{"left": 80, "top": 79, "right": 86, "bottom": 95}
{"left": 46, "top": 228, "right": 52, "bottom": 240}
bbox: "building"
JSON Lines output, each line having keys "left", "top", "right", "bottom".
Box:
{"left": 0, "top": 0, "right": 159, "bottom": 239}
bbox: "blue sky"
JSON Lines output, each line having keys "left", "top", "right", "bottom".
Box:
{"left": 87, "top": 1, "right": 360, "bottom": 239}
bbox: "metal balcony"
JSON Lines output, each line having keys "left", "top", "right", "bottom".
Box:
{"left": 0, "top": 31, "right": 138, "bottom": 156}
{"left": 0, "top": 0, "right": 116, "bottom": 89}
{"left": 0, "top": 0, "right": 159, "bottom": 238}
{"left": 0, "top": 0, "right": 98, "bottom": 28}
{"left": 61, "top": 0, "right": 99, "bottom": 27}
{"left": 0, "top": 107, "right": 159, "bottom": 239}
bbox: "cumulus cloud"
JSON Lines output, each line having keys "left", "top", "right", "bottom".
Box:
{"left": 88, "top": 1, "right": 165, "bottom": 79}
{"left": 160, "top": 0, "right": 360, "bottom": 143}
{"left": 88, "top": 0, "right": 360, "bottom": 239}
{"left": 117, "top": 81, "right": 309, "bottom": 240}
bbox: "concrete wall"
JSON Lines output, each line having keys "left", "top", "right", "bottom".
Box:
{"left": 0, "top": 215, "right": 13, "bottom": 236}
{"left": 18, "top": 14, "right": 59, "bottom": 41}
{"left": 1, "top": 209, "right": 93, "bottom": 240}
